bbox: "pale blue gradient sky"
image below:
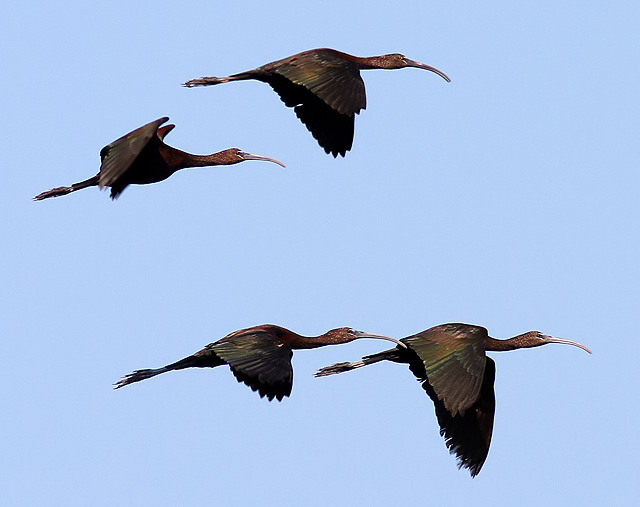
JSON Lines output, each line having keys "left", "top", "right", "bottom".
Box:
{"left": 1, "top": 1, "right": 638, "bottom": 505}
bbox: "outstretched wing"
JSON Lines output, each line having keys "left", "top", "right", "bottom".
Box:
{"left": 404, "top": 324, "right": 495, "bottom": 476}
{"left": 272, "top": 49, "right": 366, "bottom": 116}
{"left": 212, "top": 331, "right": 294, "bottom": 401}
{"left": 405, "top": 324, "right": 488, "bottom": 416}
{"left": 414, "top": 357, "right": 496, "bottom": 477}
{"left": 294, "top": 95, "right": 354, "bottom": 157}
{"left": 98, "top": 117, "right": 168, "bottom": 189}
{"left": 264, "top": 73, "right": 354, "bottom": 157}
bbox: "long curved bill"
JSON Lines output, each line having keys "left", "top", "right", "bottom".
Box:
{"left": 404, "top": 58, "right": 451, "bottom": 83}
{"left": 238, "top": 151, "right": 286, "bottom": 167}
{"left": 541, "top": 335, "right": 592, "bottom": 354}
{"left": 353, "top": 330, "right": 407, "bottom": 349}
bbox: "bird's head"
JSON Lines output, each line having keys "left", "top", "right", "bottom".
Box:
{"left": 517, "top": 331, "right": 592, "bottom": 353}
{"left": 219, "top": 148, "right": 286, "bottom": 167}
{"left": 382, "top": 53, "right": 451, "bottom": 82}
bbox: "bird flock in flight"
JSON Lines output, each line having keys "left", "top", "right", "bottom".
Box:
{"left": 35, "top": 48, "right": 591, "bottom": 477}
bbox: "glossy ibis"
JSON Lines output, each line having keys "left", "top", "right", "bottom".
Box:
{"left": 34, "top": 117, "right": 285, "bottom": 200}
{"left": 183, "top": 48, "right": 450, "bottom": 157}
{"left": 115, "top": 324, "right": 405, "bottom": 401}
{"left": 316, "top": 323, "right": 591, "bottom": 476}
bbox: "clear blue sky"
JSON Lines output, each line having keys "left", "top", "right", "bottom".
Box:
{"left": 2, "top": 1, "right": 638, "bottom": 505}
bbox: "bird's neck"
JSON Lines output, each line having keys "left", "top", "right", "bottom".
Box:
{"left": 352, "top": 55, "right": 388, "bottom": 70}
{"left": 287, "top": 334, "right": 325, "bottom": 350}
{"left": 287, "top": 332, "right": 349, "bottom": 350}
{"left": 162, "top": 146, "right": 238, "bottom": 170}
{"left": 186, "top": 151, "right": 238, "bottom": 168}
{"left": 485, "top": 332, "right": 540, "bottom": 351}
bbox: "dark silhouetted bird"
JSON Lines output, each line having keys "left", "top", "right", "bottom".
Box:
{"left": 184, "top": 48, "right": 450, "bottom": 157}
{"left": 316, "top": 323, "right": 591, "bottom": 476}
{"left": 34, "top": 117, "right": 284, "bottom": 200}
{"left": 115, "top": 324, "right": 405, "bottom": 401}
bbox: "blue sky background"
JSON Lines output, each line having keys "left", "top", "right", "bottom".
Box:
{"left": 2, "top": 1, "right": 638, "bottom": 505}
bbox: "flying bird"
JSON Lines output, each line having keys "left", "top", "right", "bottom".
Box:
{"left": 34, "top": 117, "right": 285, "bottom": 200}
{"left": 183, "top": 48, "right": 450, "bottom": 157}
{"left": 316, "top": 323, "right": 591, "bottom": 476}
{"left": 115, "top": 324, "right": 405, "bottom": 401}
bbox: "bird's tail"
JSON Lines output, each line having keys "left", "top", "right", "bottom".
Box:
{"left": 182, "top": 71, "right": 255, "bottom": 88}
{"left": 315, "top": 349, "right": 401, "bottom": 377}
{"left": 33, "top": 175, "right": 99, "bottom": 201}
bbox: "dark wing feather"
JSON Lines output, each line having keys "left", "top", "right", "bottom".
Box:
{"left": 273, "top": 49, "right": 366, "bottom": 115}
{"left": 294, "top": 98, "right": 354, "bottom": 157}
{"left": 98, "top": 117, "right": 168, "bottom": 189}
{"left": 211, "top": 332, "right": 294, "bottom": 401}
{"left": 265, "top": 74, "right": 354, "bottom": 157}
{"left": 411, "top": 357, "right": 496, "bottom": 477}
{"left": 404, "top": 324, "right": 488, "bottom": 416}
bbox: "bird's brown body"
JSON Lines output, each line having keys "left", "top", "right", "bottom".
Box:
{"left": 115, "top": 324, "right": 404, "bottom": 401}
{"left": 34, "top": 117, "right": 285, "bottom": 200}
{"left": 316, "top": 323, "right": 591, "bottom": 476}
{"left": 184, "top": 48, "right": 450, "bottom": 157}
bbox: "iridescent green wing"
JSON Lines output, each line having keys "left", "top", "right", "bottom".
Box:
{"left": 417, "top": 356, "right": 496, "bottom": 477}
{"left": 273, "top": 49, "right": 366, "bottom": 115}
{"left": 211, "top": 331, "right": 294, "bottom": 401}
{"left": 98, "top": 117, "right": 168, "bottom": 188}
{"left": 404, "top": 324, "right": 488, "bottom": 416}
